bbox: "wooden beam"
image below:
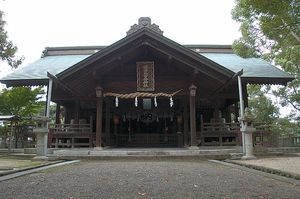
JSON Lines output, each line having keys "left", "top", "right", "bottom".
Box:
{"left": 145, "top": 42, "right": 228, "bottom": 84}
{"left": 210, "top": 70, "right": 243, "bottom": 96}
{"left": 47, "top": 72, "right": 81, "bottom": 97}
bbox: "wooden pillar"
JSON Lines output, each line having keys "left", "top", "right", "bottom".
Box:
{"left": 189, "top": 84, "right": 197, "bottom": 147}
{"left": 183, "top": 96, "right": 189, "bottom": 146}
{"left": 74, "top": 100, "right": 80, "bottom": 124}
{"left": 105, "top": 100, "right": 111, "bottom": 146}
{"left": 55, "top": 103, "right": 61, "bottom": 124}
{"left": 95, "top": 87, "right": 103, "bottom": 148}
{"left": 200, "top": 114, "right": 204, "bottom": 146}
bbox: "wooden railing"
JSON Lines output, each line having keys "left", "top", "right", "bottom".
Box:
{"left": 199, "top": 122, "right": 272, "bottom": 146}
{"left": 202, "top": 122, "right": 240, "bottom": 132}
{"left": 49, "top": 123, "right": 94, "bottom": 148}
{"left": 50, "top": 123, "right": 92, "bottom": 133}
{"left": 48, "top": 122, "right": 273, "bottom": 148}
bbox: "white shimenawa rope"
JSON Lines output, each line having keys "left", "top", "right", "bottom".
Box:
{"left": 115, "top": 97, "right": 119, "bottom": 107}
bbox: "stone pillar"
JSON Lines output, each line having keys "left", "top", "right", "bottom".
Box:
{"left": 189, "top": 84, "right": 197, "bottom": 148}
{"left": 95, "top": 86, "right": 103, "bottom": 149}
{"left": 35, "top": 128, "right": 48, "bottom": 156}
{"left": 33, "top": 116, "right": 49, "bottom": 160}
{"left": 241, "top": 122, "right": 256, "bottom": 160}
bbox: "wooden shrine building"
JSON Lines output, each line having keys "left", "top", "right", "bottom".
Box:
{"left": 1, "top": 17, "right": 293, "bottom": 148}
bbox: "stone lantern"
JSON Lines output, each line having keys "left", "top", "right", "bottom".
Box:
{"left": 239, "top": 108, "right": 256, "bottom": 160}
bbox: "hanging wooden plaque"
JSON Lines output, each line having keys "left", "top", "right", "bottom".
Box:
{"left": 137, "top": 61, "right": 155, "bottom": 91}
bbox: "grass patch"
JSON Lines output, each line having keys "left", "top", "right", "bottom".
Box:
{"left": 0, "top": 159, "right": 45, "bottom": 169}
{"left": 0, "top": 155, "right": 57, "bottom": 171}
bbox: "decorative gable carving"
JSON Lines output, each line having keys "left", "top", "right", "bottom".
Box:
{"left": 127, "top": 17, "right": 163, "bottom": 35}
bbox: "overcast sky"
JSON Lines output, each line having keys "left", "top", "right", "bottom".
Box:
{"left": 0, "top": 0, "right": 241, "bottom": 78}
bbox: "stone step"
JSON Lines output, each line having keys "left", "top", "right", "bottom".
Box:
{"left": 51, "top": 148, "right": 239, "bottom": 158}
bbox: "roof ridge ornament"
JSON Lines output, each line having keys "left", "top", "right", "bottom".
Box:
{"left": 127, "top": 17, "right": 163, "bottom": 35}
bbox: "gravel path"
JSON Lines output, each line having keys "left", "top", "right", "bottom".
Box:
{"left": 0, "top": 160, "right": 299, "bottom": 199}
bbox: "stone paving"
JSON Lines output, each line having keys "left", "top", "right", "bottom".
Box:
{"left": 0, "top": 160, "right": 299, "bottom": 199}
{"left": 231, "top": 156, "right": 300, "bottom": 176}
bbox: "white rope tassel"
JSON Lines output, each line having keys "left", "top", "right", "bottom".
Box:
{"left": 154, "top": 96, "right": 157, "bottom": 107}
{"left": 170, "top": 97, "right": 173, "bottom": 107}
{"left": 135, "top": 97, "right": 138, "bottom": 107}
{"left": 115, "top": 96, "right": 119, "bottom": 107}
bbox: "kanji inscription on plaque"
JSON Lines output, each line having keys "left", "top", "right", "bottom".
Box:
{"left": 137, "top": 61, "right": 155, "bottom": 91}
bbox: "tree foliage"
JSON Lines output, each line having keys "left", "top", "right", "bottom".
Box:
{"left": 272, "top": 117, "right": 300, "bottom": 136}
{"left": 232, "top": 0, "right": 300, "bottom": 119}
{"left": 0, "top": 87, "right": 44, "bottom": 117}
{"left": 0, "top": 10, "right": 23, "bottom": 68}
{"left": 247, "top": 85, "right": 279, "bottom": 123}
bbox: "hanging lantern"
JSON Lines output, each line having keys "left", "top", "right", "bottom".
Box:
{"left": 170, "top": 97, "right": 173, "bottom": 107}
{"left": 115, "top": 97, "right": 119, "bottom": 107}
{"left": 177, "top": 116, "right": 183, "bottom": 125}
{"left": 113, "top": 115, "right": 120, "bottom": 125}
{"left": 135, "top": 97, "right": 138, "bottom": 107}
{"left": 154, "top": 96, "right": 157, "bottom": 107}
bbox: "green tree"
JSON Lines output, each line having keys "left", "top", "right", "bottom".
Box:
{"left": 232, "top": 0, "right": 300, "bottom": 118}
{"left": 0, "top": 87, "right": 44, "bottom": 117}
{"left": 247, "top": 85, "right": 279, "bottom": 123}
{"left": 272, "top": 117, "right": 300, "bottom": 136}
{"left": 0, "top": 10, "right": 23, "bottom": 68}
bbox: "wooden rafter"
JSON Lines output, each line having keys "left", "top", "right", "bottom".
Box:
{"left": 210, "top": 69, "right": 243, "bottom": 96}
{"left": 47, "top": 72, "right": 81, "bottom": 97}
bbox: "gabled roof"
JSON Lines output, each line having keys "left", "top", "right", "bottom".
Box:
{"left": 0, "top": 30, "right": 294, "bottom": 87}
{"left": 56, "top": 28, "right": 234, "bottom": 81}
